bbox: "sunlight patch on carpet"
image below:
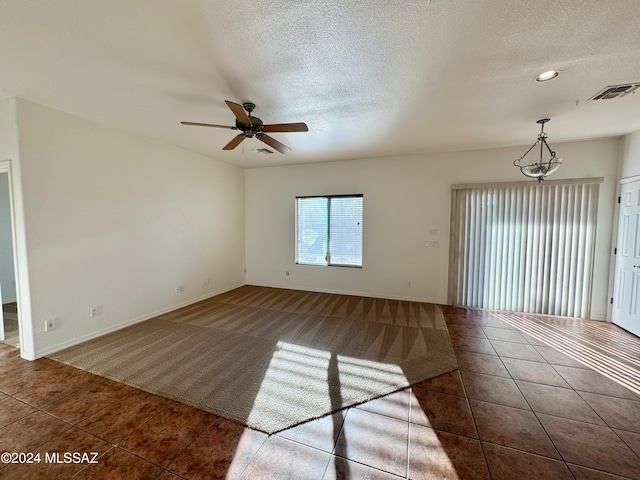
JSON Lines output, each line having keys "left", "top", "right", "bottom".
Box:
{"left": 246, "top": 342, "right": 409, "bottom": 432}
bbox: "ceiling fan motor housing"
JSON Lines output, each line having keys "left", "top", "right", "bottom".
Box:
{"left": 236, "top": 116, "right": 263, "bottom": 137}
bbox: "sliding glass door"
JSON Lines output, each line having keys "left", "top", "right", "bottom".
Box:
{"left": 448, "top": 179, "right": 601, "bottom": 318}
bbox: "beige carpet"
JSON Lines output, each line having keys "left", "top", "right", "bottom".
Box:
{"left": 50, "top": 286, "right": 458, "bottom": 433}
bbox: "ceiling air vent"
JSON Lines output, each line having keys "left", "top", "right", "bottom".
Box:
{"left": 252, "top": 148, "right": 274, "bottom": 155}
{"left": 589, "top": 83, "right": 640, "bottom": 101}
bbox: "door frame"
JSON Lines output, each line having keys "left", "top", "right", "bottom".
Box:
{"left": 0, "top": 160, "right": 22, "bottom": 351}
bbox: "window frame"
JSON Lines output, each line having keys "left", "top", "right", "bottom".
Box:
{"left": 295, "top": 194, "right": 363, "bottom": 268}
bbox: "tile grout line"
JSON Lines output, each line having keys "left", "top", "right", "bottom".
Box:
{"left": 484, "top": 313, "right": 639, "bottom": 400}
{"left": 492, "top": 312, "right": 640, "bottom": 394}
{"left": 520, "top": 315, "right": 640, "bottom": 362}
{"left": 508, "top": 368, "right": 574, "bottom": 473}
{"left": 161, "top": 421, "right": 210, "bottom": 477}
{"left": 72, "top": 393, "right": 174, "bottom": 445}
{"left": 546, "top": 363, "right": 610, "bottom": 425}
{"left": 233, "top": 430, "right": 269, "bottom": 480}
{"left": 326, "top": 407, "right": 408, "bottom": 479}
{"left": 486, "top": 311, "right": 637, "bottom": 478}
{"left": 486, "top": 312, "right": 575, "bottom": 475}
{"left": 451, "top": 342, "right": 492, "bottom": 479}
{"left": 3, "top": 368, "right": 188, "bottom": 477}
{"left": 106, "top": 445, "right": 169, "bottom": 473}
{"left": 70, "top": 444, "right": 118, "bottom": 479}
{"left": 480, "top": 315, "right": 583, "bottom": 475}
{"left": 610, "top": 428, "right": 640, "bottom": 462}
{"left": 319, "top": 407, "right": 350, "bottom": 480}
{"left": 0, "top": 397, "right": 84, "bottom": 456}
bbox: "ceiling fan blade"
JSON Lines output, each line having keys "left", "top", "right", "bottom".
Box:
{"left": 262, "top": 122, "right": 309, "bottom": 133}
{"left": 223, "top": 134, "right": 246, "bottom": 150}
{"left": 225, "top": 100, "right": 251, "bottom": 127}
{"left": 257, "top": 134, "right": 291, "bottom": 154}
{"left": 181, "top": 121, "right": 237, "bottom": 129}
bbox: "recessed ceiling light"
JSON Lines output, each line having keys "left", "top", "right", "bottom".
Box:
{"left": 536, "top": 70, "right": 560, "bottom": 82}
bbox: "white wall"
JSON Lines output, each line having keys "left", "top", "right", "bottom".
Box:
{"left": 15, "top": 99, "right": 246, "bottom": 357}
{"left": 620, "top": 130, "right": 640, "bottom": 179}
{"left": 0, "top": 172, "right": 16, "bottom": 303}
{"left": 245, "top": 137, "right": 621, "bottom": 320}
{"left": 0, "top": 97, "right": 18, "bottom": 160}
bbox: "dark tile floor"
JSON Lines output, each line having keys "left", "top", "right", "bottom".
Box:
{"left": 1, "top": 307, "right": 639, "bottom": 479}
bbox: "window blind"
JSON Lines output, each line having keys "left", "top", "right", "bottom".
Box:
{"left": 296, "top": 197, "right": 329, "bottom": 265}
{"left": 448, "top": 180, "right": 600, "bottom": 318}
{"left": 328, "top": 196, "right": 363, "bottom": 266}
{"left": 295, "top": 195, "right": 363, "bottom": 267}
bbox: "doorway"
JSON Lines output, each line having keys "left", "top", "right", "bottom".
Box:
{"left": 0, "top": 167, "right": 19, "bottom": 348}
{"left": 612, "top": 177, "right": 640, "bottom": 337}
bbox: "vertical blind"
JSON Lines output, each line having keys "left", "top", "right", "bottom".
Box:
{"left": 448, "top": 179, "right": 601, "bottom": 318}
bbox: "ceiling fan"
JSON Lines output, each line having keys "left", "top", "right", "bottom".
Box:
{"left": 181, "top": 101, "right": 308, "bottom": 153}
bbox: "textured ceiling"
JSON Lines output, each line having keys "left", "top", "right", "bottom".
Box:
{"left": 1, "top": 0, "right": 639, "bottom": 168}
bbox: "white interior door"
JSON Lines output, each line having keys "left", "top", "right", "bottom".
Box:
{"left": 612, "top": 179, "right": 640, "bottom": 337}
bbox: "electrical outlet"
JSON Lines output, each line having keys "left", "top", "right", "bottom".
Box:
{"left": 286, "top": 271, "right": 290, "bottom": 276}
{"left": 45, "top": 319, "right": 56, "bottom": 332}
{"left": 175, "top": 284, "right": 184, "bottom": 293}
{"left": 89, "top": 307, "right": 99, "bottom": 317}
{"left": 203, "top": 277, "right": 211, "bottom": 285}
{"left": 407, "top": 281, "right": 412, "bottom": 287}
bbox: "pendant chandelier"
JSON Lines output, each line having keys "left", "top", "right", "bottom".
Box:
{"left": 514, "top": 118, "right": 562, "bottom": 182}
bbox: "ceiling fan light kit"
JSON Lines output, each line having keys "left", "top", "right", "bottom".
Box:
{"left": 513, "top": 118, "right": 562, "bottom": 183}
{"left": 181, "top": 101, "right": 308, "bottom": 154}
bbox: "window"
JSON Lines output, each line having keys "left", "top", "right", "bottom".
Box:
{"left": 296, "top": 195, "right": 363, "bottom": 267}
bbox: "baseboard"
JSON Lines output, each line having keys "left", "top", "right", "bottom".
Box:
{"left": 34, "top": 282, "right": 245, "bottom": 359}
{"left": 247, "top": 282, "right": 445, "bottom": 304}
